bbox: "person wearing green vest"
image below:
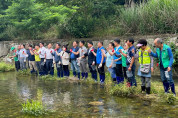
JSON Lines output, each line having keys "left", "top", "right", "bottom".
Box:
{"left": 148, "top": 38, "right": 175, "bottom": 96}
{"left": 9, "top": 47, "right": 20, "bottom": 71}
{"left": 133, "top": 39, "right": 154, "bottom": 95}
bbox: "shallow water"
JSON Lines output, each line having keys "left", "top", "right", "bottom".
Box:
{"left": 0, "top": 72, "right": 178, "bottom": 118}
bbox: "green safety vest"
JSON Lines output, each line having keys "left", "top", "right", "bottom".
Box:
{"left": 156, "top": 44, "right": 170, "bottom": 68}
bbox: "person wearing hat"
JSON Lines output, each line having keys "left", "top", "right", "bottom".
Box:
{"left": 132, "top": 39, "right": 154, "bottom": 95}
{"left": 9, "top": 47, "right": 20, "bottom": 71}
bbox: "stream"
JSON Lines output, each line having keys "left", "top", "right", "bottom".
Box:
{"left": 0, "top": 72, "right": 178, "bottom": 118}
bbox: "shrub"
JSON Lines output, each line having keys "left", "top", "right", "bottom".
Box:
{"left": 109, "top": 82, "right": 140, "bottom": 97}
{"left": 119, "top": 0, "right": 178, "bottom": 35}
{"left": 22, "top": 99, "right": 47, "bottom": 116}
{"left": 0, "top": 62, "right": 15, "bottom": 72}
{"left": 17, "top": 69, "right": 31, "bottom": 76}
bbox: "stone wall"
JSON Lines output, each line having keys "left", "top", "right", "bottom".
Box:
{"left": 0, "top": 34, "right": 177, "bottom": 76}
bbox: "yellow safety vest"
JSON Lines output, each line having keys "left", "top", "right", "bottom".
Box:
{"left": 138, "top": 47, "right": 151, "bottom": 64}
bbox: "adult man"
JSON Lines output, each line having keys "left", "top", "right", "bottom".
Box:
{"left": 19, "top": 44, "right": 27, "bottom": 70}
{"left": 70, "top": 41, "right": 80, "bottom": 79}
{"left": 39, "top": 42, "right": 46, "bottom": 75}
{"left": 52, "top": 43, "right": 63, "bottom": 78}
{"left": 84, "top": 41, "right": 97, "bottom": 81}
{"left": 26, "top": 44, "right": 37, "bottom": 74}
{"left": 92, "top": 41, "right": 106, "bottom": 84}
{"left": 45, "top": 43, "right": 54, "bottom": 76}
{"left": 9, "top": 47, "right": 20, "bottom": 71}
{"left": 119, "top": 38, "right": 137, "bottom": 86}
{"left": 148, "top": 38, "right": 175, "bottom": 96}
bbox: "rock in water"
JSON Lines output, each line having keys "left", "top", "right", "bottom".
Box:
{"left": 68, "top": 77, "right": 79, "bottom": 81}
{"left": 89, "top": 101, "right": 104, "bottom": 106}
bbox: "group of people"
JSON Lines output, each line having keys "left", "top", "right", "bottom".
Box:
{"left": 9, "top": 38, "right": 176, "bottom": 96}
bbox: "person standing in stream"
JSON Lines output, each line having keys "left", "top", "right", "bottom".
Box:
{"left": 101, "top": 42, "right": 116, "bottom": 82}
{"left": 148, "top": 38, "right": 176, "bottom": 96}
{"left": 56, "top": 45, "right": 70, "bottom": 77}
{"left": 133, "top": 39, "right": 154, "bottom": 95}
{"left": 9, "top": 47, "right": 20, "bottom": 71}
{"left": 70, "top": 41, "right": 80, "bottom": 79}
{"left": 84, "top": 41, "right": 97, "bottom": 81}
{"left": 52, "top": 43, "right": 63, "bottom": 78}
{"left": 44, "top": 43, "right": 54, "bottom": 76}
{"left": 19, "top": 44, "right": 27, "bottom": 70}
{"left": 119, "top": 38, "right": 137, "bottom": 86}
{"left": 39, "top": 42, "right": 47, "bottom": 75}
{"left": 92, "top": 41, "right": 106, "bottom": 84}
{"left": 72, "top": 41, "right": 88, "bottom": 79}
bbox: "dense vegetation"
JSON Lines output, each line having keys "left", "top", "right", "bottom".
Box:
{"left": 0, "top": 0, "right": 177, "bottom": 41}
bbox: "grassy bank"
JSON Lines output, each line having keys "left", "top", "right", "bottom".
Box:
{"left": 0, "top": 62, "right": 15, "bottom": 72}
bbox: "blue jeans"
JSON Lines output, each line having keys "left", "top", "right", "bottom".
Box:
{"left": 108, "top": 67, "right": 116, "bottom": 79}
{"left": 127, "top": 63, "right": 137, "bottom": 86}
{"left": 46, "top": 59, "right": 54, "bottom": 75}
{"left": 71, "top": 59, "right": 80, "bottom": 73}
{"left": 160, "top": 65, "right": 174, "bottom": 85}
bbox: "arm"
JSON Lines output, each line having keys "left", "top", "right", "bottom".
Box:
{"left": 167, "top": 48, "right": 174, "bottom": 67}
{"left": 150, "top": 51, "right": 158, "bottom": 58}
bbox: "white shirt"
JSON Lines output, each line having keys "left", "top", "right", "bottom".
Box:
{"left": 45, "top": 48, "right": 54, "bottom": 59}
{"left": 39, "top": 46, "right": 46, "bottom": 58}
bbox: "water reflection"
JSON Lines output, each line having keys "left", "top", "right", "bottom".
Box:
{"left": 0, "top": 72, "right": 178, "bottom": 118}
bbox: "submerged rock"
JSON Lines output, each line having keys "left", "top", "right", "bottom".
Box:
{"left": 68, "top": 77, "right": 79, "bottom": 81}
{"left": 89, "top": 101, "right": 104, "bottom": 106}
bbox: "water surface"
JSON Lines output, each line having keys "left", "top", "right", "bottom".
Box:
{"left": 0, "top": 72, "right": 178, "bottom": 118}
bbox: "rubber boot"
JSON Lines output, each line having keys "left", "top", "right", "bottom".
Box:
{"left": 85, "top": 72, "right": 88, "bottom": 79}
{"left": 81, "top": 72, "right": 85, "bottom": 79}
{"left": 94, "top": 73, "right": 97, "bottom": 82}
{"left": 141, "top": 86, "right": 146, "bottom": 92}
{"left": 61, "top": 71, "right": 63, "bottom": 78}
{"left": 170, "top": 83, "right": 176, "bottom": 95}
{"left": 57, "top": 71, "right": 60, "bottom": 78}
{"left": 99, "top": 75, "right": 102, "bottom": 83}
{"left": 146, "top": 87, "right": 151, "bottom": 94}
{"left": 116, "top": 76, "right": 120, "bottom": 84}
{"left": 73, "top": 71, "right": 76, "bottom": 77}
{"left": 78, "top": 72, "right": 80, "bottom": 80}
{"left": 163, "top": 82, "right": 169, "bottom": 93}
{"left": 30, "top": 70, "right": 33, "bottom": 74}
{"left": 103, "top": 75, "right": 105, "bottom": 83}
{"left": 120, "top": 77, "right": 124, "bottom": 83}
{"left": 113, "top": 78, "right": 116, "bottom": 82}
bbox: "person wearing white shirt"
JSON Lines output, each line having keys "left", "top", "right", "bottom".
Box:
{"left": 38, "top": 42, "right": 47, "bottom": 75}
{"left": 56, "top": 45, "right": 70, "bottom": 77}
{"left": 45, "top": 43, "right": 54, "bottom": 76}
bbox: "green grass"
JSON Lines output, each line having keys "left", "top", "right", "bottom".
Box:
{"left": 0, "top": 62, "right": 15, "bottom": 72}
{"left": 118, "top": 0, "right": 178, "bottom": 35}
{"left": 17, "top": 69, "right": 31, "bottom": 76}
{"left": 22, "top": 99, "right": 47, "bottom": 116}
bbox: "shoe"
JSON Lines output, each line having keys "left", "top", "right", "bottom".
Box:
{"left": 141, "top": 86, "right": 146, "bottom": 93}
